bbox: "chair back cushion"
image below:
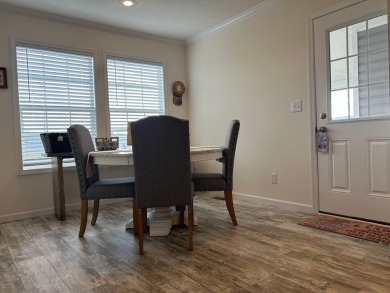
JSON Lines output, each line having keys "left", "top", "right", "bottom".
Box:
{"left": 131, "top": 116, "right": 192, "bottom": 209}
{"left": 67, "top": 124, "right": 99, "bottom": 198}
{"left": 223, "top": 120, "right": 240, "bottom": 190}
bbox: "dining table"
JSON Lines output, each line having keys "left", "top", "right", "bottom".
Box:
{"left": 88, "top": 146, "right": 224, "bottom": 236}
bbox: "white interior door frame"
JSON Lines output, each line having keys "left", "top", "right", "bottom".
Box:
{"left": 307, "top": 0, "right": 370, "bottom": 213}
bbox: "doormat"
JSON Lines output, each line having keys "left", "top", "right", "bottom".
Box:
{"left": 298, "top": 214, "right": 390, "bottom": 245}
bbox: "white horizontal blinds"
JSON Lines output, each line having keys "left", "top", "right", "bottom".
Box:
{"left": 16, "top": 44, "right": 96, "bottom": 170}
{"left": 107, "top": 57, "right": 165, "bottom": 149}
{"left": 364, "top": 18, "right": 389, "bottom": 117}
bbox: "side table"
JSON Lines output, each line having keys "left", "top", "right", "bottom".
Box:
{"left": 45, "top": 152, "right": 73, "bottom": 220}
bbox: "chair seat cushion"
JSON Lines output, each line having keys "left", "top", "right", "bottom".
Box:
{"left": 192, "top": 173, "right": 227, "bottom": 191}
{"left": 86, "top": 177, "right": 136, "bottom": 200}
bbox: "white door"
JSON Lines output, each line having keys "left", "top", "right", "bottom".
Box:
{"left": 314, "top": 0, "right": 390, "bottom": 223}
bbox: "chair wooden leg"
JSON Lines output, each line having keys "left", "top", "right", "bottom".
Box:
{"left": 79, "top": 200, "right": 88, "bottom": 237}
{"left": 176, "top": 206, "right": 185, "bottom": 227}
{"left": 137, "top": 208, "right": 144, "bottom": 255}
{"left": 133, "top": 199, "right": 147, "bottom": 235}
{"left": 142, "top": 208, "right": 148, "bottom": 233}
{"left": 180, "top": 209, "right": 185, "bottom": 227}
{"left": 224, "top": 190, "right": 238, "bottom": 225}
{"left": 91, "top": 199, "right": 99, "bottom": 225}
{"left": 132, "top": 198, "right": 139, "bottom": 235}
{"left": 188, "top": 203, "right": 194, "bottom": 251}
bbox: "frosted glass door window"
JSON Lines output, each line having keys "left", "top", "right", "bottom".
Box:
{"left": 329, "top": 15, "right": 389, "bottom": 120}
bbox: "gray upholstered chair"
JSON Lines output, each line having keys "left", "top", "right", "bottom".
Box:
{"left": 192, "top": 120, "right": 240, "bottom": 225}
{"left": 67, "top": 124, "right": 136, "bottom": 237}
{"left": 131, "top": 116, "right": 193, "bottom": 255}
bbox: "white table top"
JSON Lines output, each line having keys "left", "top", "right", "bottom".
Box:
{"left": 89, "top": 146, "right": 224, "bottom": 166}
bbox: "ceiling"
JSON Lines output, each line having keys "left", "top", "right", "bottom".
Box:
{"left": 0, "top": 0, "right": 268, "bottom": 43}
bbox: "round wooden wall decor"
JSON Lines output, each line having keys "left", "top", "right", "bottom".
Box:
{"left": 173, "top": 81, "right": 185, "bottom": 106}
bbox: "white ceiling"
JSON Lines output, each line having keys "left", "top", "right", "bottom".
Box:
{"left": 0, "top": 0, "right": 268, "bottom": 43}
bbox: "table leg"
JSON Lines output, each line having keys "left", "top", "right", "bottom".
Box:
{"left": 51, "top": 156, "right": 66, "bottom": 221}
{"left": 125, "top": 207, "right": 198, "bottom": 236}
{"left": 148, "top": 207, "right": 174, "bottom": 236}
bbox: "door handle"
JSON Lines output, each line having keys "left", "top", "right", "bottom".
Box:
{"left": 318, "top": 126, "right": 327, "bottom": 133}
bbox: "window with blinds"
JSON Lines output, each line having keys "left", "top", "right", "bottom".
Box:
{"left": 329, "top": 14, "right": 389, "bottom": 120}
{"left": 107, "top": 57, "right": 165, "bottom": 149}
{"left": 16, "top": 44, "right": 96, "bottom": 171}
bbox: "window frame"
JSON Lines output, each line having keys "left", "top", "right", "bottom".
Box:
{"left": 11, "top": 39, "right": 99, "bottom": 175}
{"left": 103, "top": 52, "right": 168, "bottom": 147}
{"left": 326, "top": 13, "right": 390, "bottom": 122}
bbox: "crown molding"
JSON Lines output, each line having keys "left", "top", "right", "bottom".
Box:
{"left": 185, "top": 0, "right": 280, "bottom": 45}
{"left": 0, "top": 3, "right": 185, "bottom": 46}
{"left": 309, "top": 0, "right": 367, "bottom": 20}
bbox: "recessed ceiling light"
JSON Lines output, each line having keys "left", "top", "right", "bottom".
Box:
{"left": 122, "top": 0, "right": 136, "bottom": 7}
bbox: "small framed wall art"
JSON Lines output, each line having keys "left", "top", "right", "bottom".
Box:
{"left": 0, "top": 67, "right": 8, "bottom": 89}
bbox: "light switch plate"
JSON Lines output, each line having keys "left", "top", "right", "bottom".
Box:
{"left": 291, "top": 100, "right": 302, "bottom": 112}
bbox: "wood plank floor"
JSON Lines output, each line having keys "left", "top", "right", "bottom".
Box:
{"left": 1, "top": 192, "right": 389, "bottom": 292}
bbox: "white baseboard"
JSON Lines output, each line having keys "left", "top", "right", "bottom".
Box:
{"left": 1, "top": 193, "right": 312, "bottom": 224}
{"left": 234, "top": 192, "right": 314, "bottom": 213}
{"left": 0, "top": 198, "right": 130, "bottom": 224}
{"left": 231, "top": 192, "right": 314, "bottom": 213}
{"left": 0, "top": 206, "right": 63, "bottom": 224}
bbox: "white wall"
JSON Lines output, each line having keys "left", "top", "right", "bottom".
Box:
{"left": 0, "top": 0, "right": 353, "bottom": 222}
{"left": 187, "top": 0, "right": 344, "bottom": 210}
{"left": 0, "top": 11, "right": 187, "bottom": 222}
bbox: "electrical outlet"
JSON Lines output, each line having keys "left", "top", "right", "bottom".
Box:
{"left": 271, "top": 173, "right": 277, "bottom": 184}
{"left": 291, "top": 100, "right": 302, "bottom": 112}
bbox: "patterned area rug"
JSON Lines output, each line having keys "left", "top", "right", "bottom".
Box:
{"left": 299, "top": 214, "right": 390, "bottom": 245}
